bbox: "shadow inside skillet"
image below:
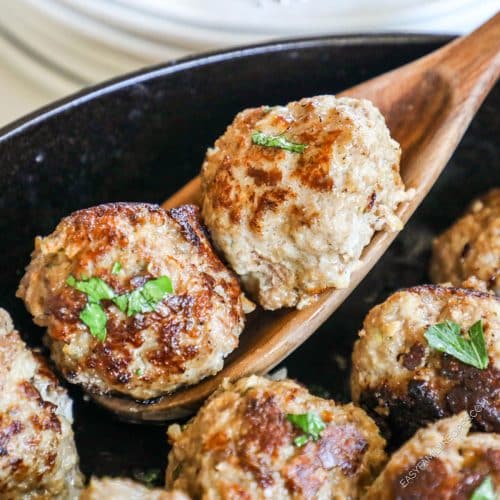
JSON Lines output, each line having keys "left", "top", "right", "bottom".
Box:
{"left": 0, "top": 33, "right": 498, "bottom": 481}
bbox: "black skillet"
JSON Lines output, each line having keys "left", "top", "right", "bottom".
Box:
{"left": 0, "top": 33, "right": 498, "bottom": 482}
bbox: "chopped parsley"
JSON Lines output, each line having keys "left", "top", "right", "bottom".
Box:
{"left": 424, "top": 319, "right": 489, "bottom": 370}
{"left": 67, "top": 271, "right": 173, "bottom": 342}
{"left": 471, "top": 476, "right": 495, "bottom": 500}
{"left": 132, "top": 468, "right": 161, "bottom": 488}
{"left": 112, "top": 294, "right": 128, "bottom": 313}
{"left": 112, "top": 276, "right": 173, "bottom": 316}
{"left": 79, "top": 302, "right": 107, "bottom": 342}
{"left": 251, "top": 131, "right": 307, "bottom": 153}
{"left": 287, "top": 412, "right": 326, "bottom": 447}
{"left": 111, "top": 261, "right": 122, "bottom": 274}
{"left": 262, "top": 105, "right": 279, "bottom": 114}
{"left": 66, "top": 275, "right": 115, "bottom": 303}
{"left": 67, "top": 275, "right": 115, "bottom": 341}
{"left": 293, "top": 435, "right": 310, "bottom": 447}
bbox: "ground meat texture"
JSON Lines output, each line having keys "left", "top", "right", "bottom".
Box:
{"left": 166, "top": 375, "right": 386, "bottom": 499}
{"left": 351, "top": 284, "right": 500, "bottom": 442}
{"left": 80, "top": 478, "right": 189, "bottom": 500}
{"left": 17, "top": 203, "right": 248, "bottom": 400}
{"left": 364, "top": 413, "right": 500, "bottom": 499}
{"left": 200, "top": 95, "right": 412, "bottom": 310}
{"left": 431, "top": 188, "right": 500, "bottom": 295}
{"left": 0, "top": 308, "right": 83, "bottom": 499}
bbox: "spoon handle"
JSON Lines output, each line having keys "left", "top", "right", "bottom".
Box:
{"left": 435, "top": 11, "right": 500, "bottom": 108}
{"left": 343, "top": 13, "right": 499, "bottom": 189}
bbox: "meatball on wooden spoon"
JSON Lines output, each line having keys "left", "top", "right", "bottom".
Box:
{"left": 18, "top": 203, "right": 250, "bottom": 400}
{"left": 201, "top": 95, "right": 412, "bottom": 311}
{"left": 0, "top": 308, "right": 83, "bottom": 499}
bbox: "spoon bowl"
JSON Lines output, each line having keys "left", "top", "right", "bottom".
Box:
{"left": 93, "top": 14, "right": 500, "bottom": 422}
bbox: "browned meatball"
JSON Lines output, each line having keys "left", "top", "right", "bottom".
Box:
{"left": 431, "top": 188, "right": 500, "bottom": 295}
{"left": 80, "top": 478, "right": 189, "bottom": 500}
{"left": 201, "top": 96, "right": 412, "bottom": 310}
{"left": 351, "top": 283, "right": 500, "bottom": 441}
{"left": 0, "top": 308, "right": 83, "bottom": 499}
{"left": 364, "top": 414, "right": 500, "bottom": 499}
{"left": 166, "top": 375, "right": 387, "bottom": 499}
{"left": 17, "top": 203, "right": 249, "bottom": 400}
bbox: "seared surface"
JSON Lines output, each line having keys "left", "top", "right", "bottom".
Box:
{"left": 365, "top": 414, "right": 500, "bottom": 499}
{"left": 201, "top": 96, "right": 412, "bottom": 310}
{"left": 431, "top": 188, "right": 500, "bottom": 295}
{"left": 17, "top": 203, "right": 247, "bottom": 399}
{"left": 0, "top": 308, "right": 82, "bottom": 499}
{"left": 80, "top": 478, "right": 188, "bottom": 500}
{"left": 166, "top": 375, "right": 386, "bottom": 499}
{"left": 351, "top": 283, "right": 500, "bottom": 441}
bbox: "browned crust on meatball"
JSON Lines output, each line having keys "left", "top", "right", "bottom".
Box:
{"left": 290, "top": 108, "right": 347, "bottom": 192}
{"left": 167, "top": 376, "right": 387, "bottom": 499}
{"left": 407, "top": 283, "right": 497, "bottom": 301}
{"left": 391, "top": 450, "right": 500, "bottom": 499}
{"left": 351, "top": 284, "right": 500, "bottom": 442}
{"left": 0, "top": 308, "right": 82, "bottom": 499}
{"left": 17, "top": 203, "right": 247, "bottom": 400}
{"left": 430, "top": 188, "right": 500, "bottom": 295}
{"left": 364, "top": 414, "right": 500, "bottom": 499}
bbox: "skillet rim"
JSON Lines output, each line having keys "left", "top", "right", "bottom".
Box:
{"left": 0, "top": 33, "right": 454, "bottom": 144}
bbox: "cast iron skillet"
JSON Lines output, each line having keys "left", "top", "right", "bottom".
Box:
{"left": 0, "top": 34, "right": 498, "bottom": 483}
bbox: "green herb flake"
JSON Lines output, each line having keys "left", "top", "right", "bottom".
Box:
{"left": 287, "top": 412, "right": 326, "bottom": 447}
{"left": 114, "top": 275, "right": 173, "bottom": 317}
{"left": 125, "top": 288, "right": 153, "bottom": 315}
{"left": 111, "top": 262, "right": 122, "bottom": 274}
{"left": 143, "top": 276, "right": 173, "bottom": 301}
{"left": 66, "top": 275, "right": 77, "bottom": 287}
{"left": 79, "top": 302, "right": 107, "bottom": 341}
{"left": 132, "top": 468, "right": 161, "bottom": 488}
{"left": 424, "top": 319, "right": 489, "bottom": 370}
{"left": 471, "top": 476, "right": 495, "bottom": 500}
{"left": 67, "top": 272, "right": 173, "bottom": 341}
{"left": 293, "top": 435, "right": 310, "bottom": 447}
{"left": 135, "top": 368, "right": 143, "bottom": 376}
{"left": 112, "top": 294, "right": 129, "bottom": 313}
{"left": 66, "top": 275, "right": 115, "bottom": 303}
{"left": 251, "top": 131, "right": 307, "bottom": 153}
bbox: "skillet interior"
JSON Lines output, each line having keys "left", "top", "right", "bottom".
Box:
{"left": 0, "top": 34, "right": 498, "bottom": 482}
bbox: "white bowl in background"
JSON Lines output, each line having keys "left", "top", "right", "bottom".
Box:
{"left": 0, "top": 0, "right": 498, "bottom": 125}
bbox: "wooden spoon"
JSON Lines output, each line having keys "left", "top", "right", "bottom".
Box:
{"left": 94, "top": 14, "right": 500, "bottom": 422}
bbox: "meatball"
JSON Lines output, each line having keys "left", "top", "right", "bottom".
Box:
{"left": 17, "top": 203, "right": 249, "bottom": 400}
{"left": 0, "top": 308, "right": 83, "bottom": 499}
{"left": 351, "top": 284, "right": 500, "bottom": 441}
{"left": 364, "top": 413, "right": 500, "bottom": 499}
{"left": 201, "top": 95, "right": 412, "bottom": 310}
{"left": 431, "top": 188, "right": 500, "bottom": 295}
{"left": 166, "top": 375, "right": 386, "bottom": 499}
{"left": 80, "top": 478, "right": 189, "bottom": 500}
